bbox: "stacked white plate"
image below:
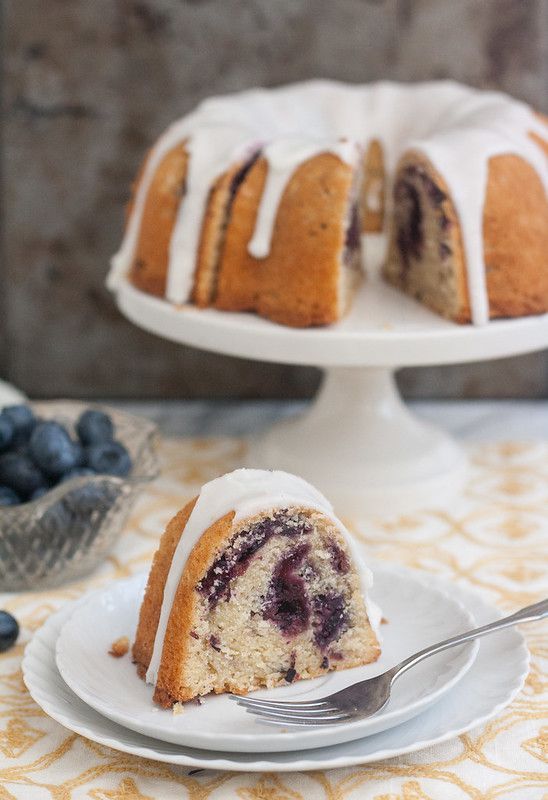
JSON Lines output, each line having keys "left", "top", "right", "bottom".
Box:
{"left": 22, "top": 564, "right": 529, "bottom": 772}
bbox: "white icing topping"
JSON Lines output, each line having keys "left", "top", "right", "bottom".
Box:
{"left": 109, "top": 80, "right": 548, "bottom": 325}
{"left": 146, "top": 468, "right": 376, "bottom": 686}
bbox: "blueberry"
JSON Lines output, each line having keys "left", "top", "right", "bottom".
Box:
{"left": 0, "top": 611, "right": 19, "bottom": 652}
{"left": 29, "top": 486, "right": 49, "bottom": 502}
{"left": 61, "top": 467, "right": 95, "bottom": 482}
{"left": 0, "top": 486, "right": 21, "bottom": 506}
{"left": 2, "top": 405, "right": 37, "bottom": 448}
{"left": 0, "top": 416, "right": 14, "bottom": 452}
{"left": 29, "top": 421, "right": 82, "bottom": 477}
{"left": 86, "top": 441, "right": 132, "bottom": 477}
{"left": 0, "top": 453, "right": 48, "bottom": 498}
{"left": 2, "top": 405, "right": 35, "bottom": 436}
{"left": 76, "top": 410, "right": 114, "bottom": 446}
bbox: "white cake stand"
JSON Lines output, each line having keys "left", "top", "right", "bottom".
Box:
{"left": 114, "top": 276, "right": 548, "bottom": 514}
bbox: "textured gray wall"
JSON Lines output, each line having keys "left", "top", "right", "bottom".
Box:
{"left": 3, "top": 0, "right": 548, "bottom": 399}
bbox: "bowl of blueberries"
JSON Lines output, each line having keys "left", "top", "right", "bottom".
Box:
{"left": 0, "top": 401, "right": 158, "bottom": 590}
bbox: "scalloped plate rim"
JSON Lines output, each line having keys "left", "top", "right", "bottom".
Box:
{"left": 53, "top": 566, "right": 479, "bottom": 752}
{"left": 22, "top": 566, "right": 529, "bottom": 771}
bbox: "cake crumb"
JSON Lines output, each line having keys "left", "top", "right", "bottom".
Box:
{"left": 109, "top": 636, "right": 130, "bottom": 658}
{"left": 173, "top": 702, "right": 186, "bottom": 715}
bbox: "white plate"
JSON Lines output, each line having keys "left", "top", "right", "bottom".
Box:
{"left": 23, "top": 567, "right": 529, "bottom": 772}
{"left": 54, "top": 567, "right": 478, "bottom": 753}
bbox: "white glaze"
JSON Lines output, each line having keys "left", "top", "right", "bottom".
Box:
{"left": 146, "top": 468, "right": 377, "bottom": 686}
{"left": 109, "top": 80, "right": 548, "bottom": 325}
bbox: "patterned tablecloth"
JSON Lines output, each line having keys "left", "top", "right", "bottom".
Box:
{"left": 0, "top": 420, "right": 547, "bottom": 799}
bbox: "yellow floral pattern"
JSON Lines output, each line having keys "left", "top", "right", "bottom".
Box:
{"left": 0, "top": 437, "right": 546, "bottom": 799}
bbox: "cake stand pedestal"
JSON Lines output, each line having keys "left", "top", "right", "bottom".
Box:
{"left": 114, "top": 279, "right": 548, "bottom": 514}
{"left": 248, "top": 367, "right": 466, "bottom": 514}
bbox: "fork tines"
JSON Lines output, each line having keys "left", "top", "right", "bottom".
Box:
{"left": 231, "top": 695, "right": 352, "bottom": 726}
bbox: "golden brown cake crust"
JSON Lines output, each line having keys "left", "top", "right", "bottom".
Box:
{"left": 152, "top": 509, "right": 237, "bottom": 706}
{"left": 129, "top": 143, "right": 189, "bottom": 297}
{"left": 214, "top": 153, "right": 355, "bottom": 327}
{"left": 133, "top": 498, "right": 241, "bottom": 706}
{"left": 482, "top": 152, "right": 548, "bottom": 319}
{"left": 128, "top": 147, "right": 246, "bottom": 309}
{"left": 362, "top": 139, "right": 385, "bottom": 233}
{"left": 132, "top": 499, "right": 197, "bottom": 675}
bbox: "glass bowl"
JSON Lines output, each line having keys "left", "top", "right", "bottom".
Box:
{"left": 0, "top": 401, "right": 159, "bottom": 591}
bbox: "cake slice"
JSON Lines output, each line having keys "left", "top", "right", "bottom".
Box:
{"left": 384, "top": 149, "right": 548, "bottom": 322}
{"left": 133, "top": 468, "right": 380, "bottom": 706}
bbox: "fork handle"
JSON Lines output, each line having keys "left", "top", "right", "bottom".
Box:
{"left": 393, "top": 597, "right": 548, "bottom": 682}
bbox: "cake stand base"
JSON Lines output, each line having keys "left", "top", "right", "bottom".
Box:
{"left": 247, "top": 367, "right": 467, "bottom": 515}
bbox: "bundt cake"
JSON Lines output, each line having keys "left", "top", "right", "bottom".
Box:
{"left": 132, "top": 468, "right": 381, "bottom": 706}
{"left": 109, "top": 80, "right": 548, "bottom": 327}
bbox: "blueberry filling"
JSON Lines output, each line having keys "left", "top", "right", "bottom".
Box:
{"left": 403, "top": 165, "right": 447, "bottom": 207}
{"left": 344, "top": 203, "right": 361, "bottom": 265}
{"left": 209, "top": 635, "right": 221, "bottom": 652}
{"left": 395, "top": 179, "right": 423, "bottom": 272}
{"left": 262, "top": 543, "right": 311, "bottom": 636}
{"left": 198, "top": 511, "right": 312, "bottom": 608}
{"left": 439, "top": 212, "right": 451, "bottom": 232}
{"left": 229, "top": 150, "right": 261, "bottom": 198}
{"left": 281, "top": 652, "right": 297, "bottom": 682}
{"left": 313, "top": 592, "right": 349, "bottom": 650}
{"left": 284, "top": 668, "right": 297, "bottom": 683}
{"left": 423, "top": 174, "right": 447, "bottom": 207}
{"left": 328, "top": 540, "right": 350, "bottom": 574}
{"left": 439, "top": 242, "right": 452, "bottom": 260}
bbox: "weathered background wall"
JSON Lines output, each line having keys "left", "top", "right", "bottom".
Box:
{"left": 3, "top": 0, "right": 547, "bottom": 399}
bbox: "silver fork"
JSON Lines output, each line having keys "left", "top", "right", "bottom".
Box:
{"left": 231, "top": 598, "right": 548, "bottom": 726}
